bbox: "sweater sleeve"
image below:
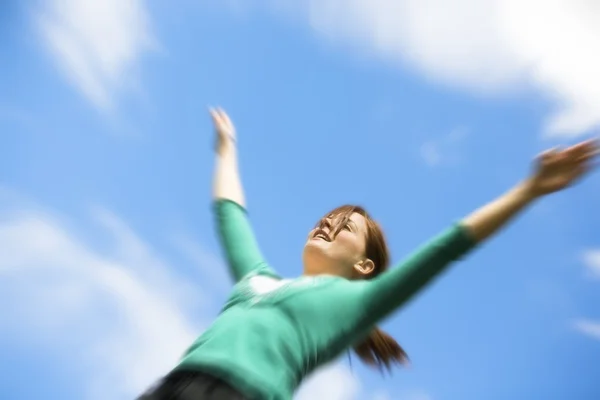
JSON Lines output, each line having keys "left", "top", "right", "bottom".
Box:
{"left": 356, "top": 223, "right": 477, "bottom": 326}
{"left": 213, "top": 199, "right": 275, "bottom": 282}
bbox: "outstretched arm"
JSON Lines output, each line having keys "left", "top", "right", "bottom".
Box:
{"left": 211, "top": 108, "right": 273, "bottom": 282}
{"left": 464, "top": 140, "right": 597, "bottom": 242}
{"left": 357, "top": 140, "right": 598, "bottom": 326}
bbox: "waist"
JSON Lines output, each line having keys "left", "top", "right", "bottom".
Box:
{"left": 166, "top": 369, "right": 247, "bottom": 399}
{"left": 176, "top": 352, "right": 292, "bottom": 400}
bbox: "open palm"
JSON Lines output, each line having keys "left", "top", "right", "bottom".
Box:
{"left": 530, "top": 139, "right": 598, "bottom": 196}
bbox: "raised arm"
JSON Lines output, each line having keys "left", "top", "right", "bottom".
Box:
{"left": 212, "top": 108, "right": 245, "bottom": 207}
{"left": 357, "top": 140, "right": 598, "bottom": 325}
{"left": 211, "top": 108, "right": 272, "bottom": 282}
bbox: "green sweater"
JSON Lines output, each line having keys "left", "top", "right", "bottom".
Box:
{"left": 176, "top": 200, "right": 476, "bottom": 400}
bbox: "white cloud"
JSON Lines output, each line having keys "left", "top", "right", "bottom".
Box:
{"left": 572, "top": 319, "right": 600, "bottom": 341}
{"left": 296, "top": 363, "right": 361, "bottom": 400}
{"left": 0, "top": 206, "right": 202, "bottom": 399}
{"left": 34, "top": 0, "right": 156, "bottom": 110}
{"left": 371, "top": 389, "right": 431, "bottom": 400}
{"left": 370, "top": 392, "right": 391, "bottom": 400}
{"left": 572, "top": 251, "right": 600, "bottom": 342}
{"left": 279, "top": 0, "right": 600, "bottom": 137}
{"left": 0, "top": 192, "right": 363, "bottom": 399}
{"left": 582, "top": 249, "right": 600, "bottom": 278}
{"left": 420, "top": 126, "right": 468, "bottom": 167}
{"left": 420, "top": 141, "right": 442, "bottom": 167}
{"left": 408, "top": 392, "right": 433, "bottom": 400}
{"left": 171, "top": 233, "right": 232, "bottom": 292}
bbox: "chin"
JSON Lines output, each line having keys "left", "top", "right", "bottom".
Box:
{"left": 303, "top": 239, "right": 330, "bottom": 257}
{"left": 302, "top": 241, "right": 329, "bottom": 267}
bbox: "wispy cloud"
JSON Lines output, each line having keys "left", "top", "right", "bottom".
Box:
{"left": 171, "top": 233, "right": 232, "bottom": 293}
{"left": 0, "top": 205, "right": 202, "bottom": 399}
{"left": 582, "top": 249, "right": 600, "bottom": 279}
{"left": 370, "top": 392, "right": 392, "bottom": 400}
{"left": 372, "top": 389, "right": 431, "bottom": 400}
{"left": 33, "top": 0, "right": 156, "bottom": 111}
{"left": 295, "top": 363, "right": 361, "bottom": 400}
{"left": 409, "top": 392, "right": 433, "bottom": 400}
{"left": 571, "top": 251, "right": 600, "bottom": 342}
{"left": 572, "top": 319, "right": 600, "bottom": 341}
{"left": 405, "top": 392, "right": 432, "bottom": 400}
{"left": 275, "top": 0, "right": 600, "bottom": 137}
{"left": 420, "top": 126, "right": 468, "bottom": 167}
{"left": 0, "top": 190, "right": 364, "bottom": 399}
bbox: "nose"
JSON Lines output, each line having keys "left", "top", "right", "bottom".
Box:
{"left": 317, "top": 218, "right": 335, "bottom": 237}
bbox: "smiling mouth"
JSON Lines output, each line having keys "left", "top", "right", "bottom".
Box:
{"left": 313, "top": 229, "right": 331, "bottom": 242}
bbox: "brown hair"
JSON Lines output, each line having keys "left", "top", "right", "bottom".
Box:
{"left": 320, "top": 205, "right": 410, "bottom": 372}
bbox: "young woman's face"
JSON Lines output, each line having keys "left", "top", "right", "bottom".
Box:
{"left": 302, "top": 212, "right": 371, "bottom": 277}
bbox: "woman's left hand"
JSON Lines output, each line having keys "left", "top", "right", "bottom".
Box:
{"left": 526, "top": 139, "right": 598, "bottom": 198}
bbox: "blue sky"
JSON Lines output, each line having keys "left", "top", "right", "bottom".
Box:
{"left": 2, "top": 1, "right": 600, "bottom": 399}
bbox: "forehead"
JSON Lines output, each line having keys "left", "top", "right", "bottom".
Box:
{"left": 348, "top": 212, "right": 367, "bottom": 228}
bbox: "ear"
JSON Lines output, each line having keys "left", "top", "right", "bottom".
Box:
{"left": 353, "top": 259, "right": 375, "bottom": 277}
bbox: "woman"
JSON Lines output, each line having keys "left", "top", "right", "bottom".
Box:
{"left": 139, "top": 108, "right": 597, "bottom": 400}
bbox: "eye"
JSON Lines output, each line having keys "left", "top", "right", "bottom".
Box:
{"left": 343, "top": 223, "right": 352, "bottom": 231}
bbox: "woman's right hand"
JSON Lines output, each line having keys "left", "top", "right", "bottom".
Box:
{"left": 210, "top": 107, "right": 236, "bottom": 153}
{"left": 211, "top": 106, "right": 246, "bottom": 206}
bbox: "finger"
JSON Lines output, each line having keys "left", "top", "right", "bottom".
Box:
{"left": 580, "top": 137, "right": 599, "bottom": 149}
{"left": 541, "top": 147, "right": 560, "bottom": 156}
{"left": 538, "top": 147, "right": 561, "bottom": 166}
{"left": 576, "top": 148, "right": 600, "bottom": 163}
{"left": 584, "top": 140, "right": 600, "bottom": 156}
{"left": 209, "top": 107, "right": 221, "bottom": 124}
{"left": 566, "top": 140, "right": 600, "bottom": 164}
{"left": 559, "top": 143, "right": 593, "bottom": 166}
{"left": 218, "top": 108, "right": 232, "bottom": 127}
{"left": 565, "top": 139, "right": 598, "bottom": 159}
{"left": 540, "top": 147, "right": 563, "bottom": 160}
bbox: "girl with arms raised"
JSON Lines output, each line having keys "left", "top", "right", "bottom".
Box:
{"left": 139, "top": 109, "right": 597, "bottom": 400}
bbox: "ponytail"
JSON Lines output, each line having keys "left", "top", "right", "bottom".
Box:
{"left": 353, "top": 327, "right": 409, "bottom": 371}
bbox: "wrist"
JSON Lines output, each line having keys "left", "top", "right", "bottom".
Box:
{"left": 517, "top": 178, "right": 542, "bottom": 203}
{"left": 216, "top": 136, "right": 237, "bottom": 155}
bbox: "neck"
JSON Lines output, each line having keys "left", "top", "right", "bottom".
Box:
{"left": 302, "top": 263, "right": 354, "bottom": 279}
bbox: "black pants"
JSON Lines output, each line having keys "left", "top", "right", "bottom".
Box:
{"left": 137, "top": 370, "right": 248, "bottom": 400}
